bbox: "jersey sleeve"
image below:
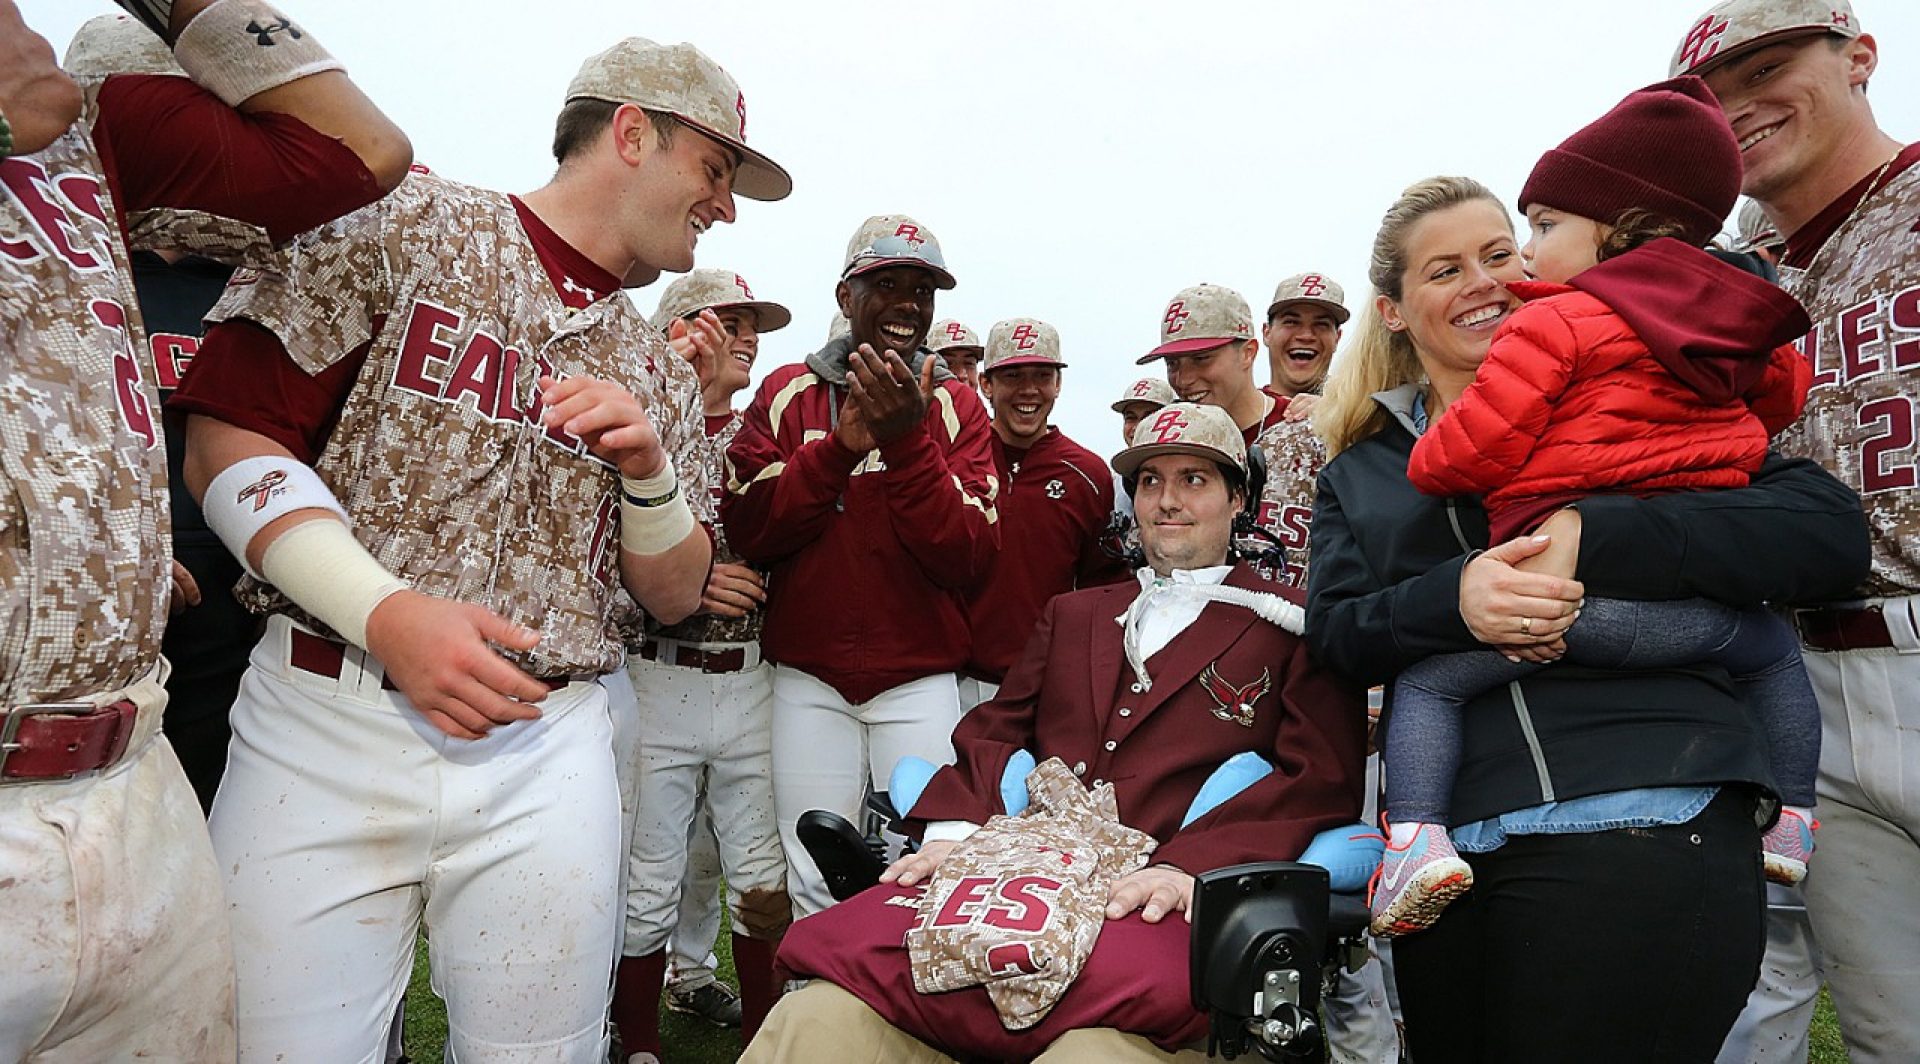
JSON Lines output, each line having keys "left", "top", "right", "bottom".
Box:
{"left": 1408, "top": 303, "right": 1578, "bottom": 499}
{"left": 167, "top": 321, "right": 371, "bottom": 463}
{"left": 877, "top": 381, "right": 1002, "bottom": 590}
{"left": 92, "top": 73, "right": 381, "bottom": 243}
{"left": 720, "top": 374, "right": 863, "bottom": 563}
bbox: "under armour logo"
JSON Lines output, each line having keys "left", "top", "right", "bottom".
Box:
{"left": 894, "top": 223, "right": 924, "bottom": 247}
{"left": 237, "top": 469, "right": 287, "bottom": 512}
{"left": 736, "top": 92, "right": 748, "bottom": 137}
{"left": 1298, "top": 275, "right": 1326, "bottom": 297}
{"left": 1164, "top": 300, "right": 1191, "bottom": 334}
{"left": 1011, "top": 324, "right": 1039, "bottom": 351}
{"left": 944, "top": 322, "right": 967, "bottom": 342}
{"left": 1833, "top": 10, "right": 1850, "bottom": 28}
{"left": 245, "top": 17, "right": 303, "bottom": 46}
{"left": 1677, "top": 14, "right": 1729, "bottom": 70}
{"left": 1149, "top": 409, "right": 1189, "bottom": 443}
{"left": 562, "top": 276, "right": 599, "bottom": 302}
{"left": 734, "top": 274, "right": 754, "bottom": 297}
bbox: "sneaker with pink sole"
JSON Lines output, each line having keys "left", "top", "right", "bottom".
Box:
{"left": 1761, "top": 807, "right": 1817, "bottom": 885}
{"left": 1369, "top": 822, "right": 1473, "bottom": 938}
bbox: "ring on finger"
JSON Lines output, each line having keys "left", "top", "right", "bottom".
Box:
{"left": 1519, "top": 615, "right": 1533, "bottom": 635}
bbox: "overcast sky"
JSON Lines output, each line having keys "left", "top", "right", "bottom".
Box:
{"left": 27, "top": 0, "right": 1920, "bottom": 456}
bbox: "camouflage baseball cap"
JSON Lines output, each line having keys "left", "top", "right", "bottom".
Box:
{"left": 825, "top": 311, "right": 850, "bottom": 341}
{"left": 928, "top": 320, "right": 982, "bottom": 353}
{"left": 1266, "top": 271, "right": 1350, "bottom": 324}
{"left": 1670, "top": 0, "right": 1861, "bottom": 77}
{"left": 1734, "top": 198, "right": 1784, "bottom": 253}
{"left": 63, "top": 14, "right": 182, "bottom": 77}
{"left": 649, "top": 268, "right": 791, "bottom": 333}
{"left": 1138, "top": 283, "right": 1255, "bottom": 364}
{"left": 982, "top": 318, "right": 1067, "bottom": 373}
{"left": 842, "top": 214, "right": 956, "bottom": 290}
{"left": 1110, "top": 377, "right": 1177, "bottom": 414}
{"left": 1111, "top": 402, "right": 1248, "bottom": 477}
{"left": 567, "top": 38, "right": 792, "bottom": 202}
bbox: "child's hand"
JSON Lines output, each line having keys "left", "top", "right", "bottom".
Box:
{"left": 1515, "top": 508, "right": 1582, "bottom": 582}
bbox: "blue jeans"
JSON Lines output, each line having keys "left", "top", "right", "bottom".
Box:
{"left": 1387, "top": 598, "right": 1818, "bottom": 823}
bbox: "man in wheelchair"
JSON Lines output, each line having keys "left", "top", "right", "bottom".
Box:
{"left": 743, "top": 403, "right": 1370, "bottom": 1062}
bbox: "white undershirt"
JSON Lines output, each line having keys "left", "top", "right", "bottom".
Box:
{"left": 924, "top": 564, "right": 1234, "bottom": 845}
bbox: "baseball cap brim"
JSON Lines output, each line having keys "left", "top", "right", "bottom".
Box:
{"left": 706, "top": 299, "right": 793, "bottom": 332}
{"left": 844, "top": 257, "right": 958, "bottom": 291}
{"left": 673, "top": 114, "right": 792, "bottom": 202}
{"left": 1136, "top": 336, "right": 1241, "bottom": 364}
{"left": 984, "top": 354, "right": 1069, "bottom": 372}
{"left": 1111, "top": 440, "right": 1240, "bottom": 477}
{"left": 1266, "top": 297, "right": 1351, "bottom": 325}
{"left": 1680, "top": 25, "right": 1850, "bottom": 76}
{"left": 1110, "top": 397, "right": 1166, "bottom": 414}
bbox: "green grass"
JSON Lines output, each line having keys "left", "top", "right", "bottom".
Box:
{"left": 400, "top": 932, "right": 1851, "bottom": 1063}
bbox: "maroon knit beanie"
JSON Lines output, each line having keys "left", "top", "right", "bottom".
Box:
{"left": 1518, "top": 75, "right": 1741, "bottom": 245}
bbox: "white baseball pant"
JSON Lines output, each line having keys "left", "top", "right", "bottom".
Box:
{"left": 771, "top": 666, "right": 962, "bottom": 916}
{"left": 1718, "top": 884, "right": 1822, "bottom": 1064}
{"left": 668, "top": 804, "right": 726, "bottom": 988}
{"left": 0, "top": 664, "right": 236, "bottom": 1063}
{"left": 211, "top": 616, "right": 622, "bottom": 1064}
{"left": 1324, "top": 752, "right": 1402, "bottom": 1064}
{"left": 1798, "top": 597, "right": 1920, "bottom": 1063}
{"left": 615, "top": 645, "right": 786, "bottom": 950}
{"left": 957, "top": 677, "right": 999, "bottom": 713}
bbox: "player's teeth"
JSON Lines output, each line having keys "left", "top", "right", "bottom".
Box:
{"left": 1740, "top": 125, "right": 1779, "bottom": 150}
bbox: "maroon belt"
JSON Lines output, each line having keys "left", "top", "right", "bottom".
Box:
{"left": 1793, "top": 605, "right": 1896, "bottom": 652}
{"left": 289, "top": 630, "right": 574, "bottom": 691}
{"left": 640, "top": 640, "right": 751, "bottom": 674}
{"left": 0, "top": 700, "right": 138, "bottom": 782}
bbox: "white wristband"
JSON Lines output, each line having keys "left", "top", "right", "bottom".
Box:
{"left": 258, "top": 518, "right": 407, "bottom": 649}
{"left": 173, "top": 0, "right": 344, "bottom": 106}
{"left": 204, "top": 455, "right": 349, "bottom": 578}
{"left": 619, "top": 470, "right": 696, "bottom": 557}
{"left": 923, "top": 820, "right": 981, "bottom": 845}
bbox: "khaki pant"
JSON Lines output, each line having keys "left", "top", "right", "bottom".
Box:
{"left": 741, "top": 982, "right": 1212, "bottom": 1063}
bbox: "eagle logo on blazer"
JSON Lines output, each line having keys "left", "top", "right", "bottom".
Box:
{"left": 1200, "top": 665, "right": 1271, "bottom": 728}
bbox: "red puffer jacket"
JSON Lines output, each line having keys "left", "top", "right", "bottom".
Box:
{"left": 1410, "top": 239, "right": 1813, "bottom": 542}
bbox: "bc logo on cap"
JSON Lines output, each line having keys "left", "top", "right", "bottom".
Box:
{"left": 1164, "top": 301, "right": 1190, "bottom": 335}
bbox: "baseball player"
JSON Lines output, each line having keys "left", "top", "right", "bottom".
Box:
{"left": 606, "top": 268, "right": 792, "bottom": 1060}
{"left": 744, "top": 403, "right": 1367, "bottom": 1062}
{"left": 1263, "top": 271, "right": 1349, "bottom": 423}
{"left": 0, "top": 0, "right": 408, "bottom": 1057}
{"left": 1140, "top": 284, "right": 1324, "bottom": 588}
{"left": 929, "top": 318, "right": 985, "bottom": 393}
{"left": 1675, "top": 2, "right": 1920, "bottom": 1059}
{"left": 721, "top": 213, "right": 1000, "bottom": 917}
{"left": 1734, "top": 197, "right": 1788, "bottom": 266}
{"left": 960, "top": 318, "right": 1126, "bottom": 708}
{"left": 1107, "top": 376, "right": 1177, "bottom": 525}
{"left": 61, "top": 16, "right": 256, "bottom": 816}
{"left": 171, "top": 38, "right": 788, "bottom": 1062}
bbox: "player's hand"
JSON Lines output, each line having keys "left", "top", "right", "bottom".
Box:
{"left": 699, "top": 562, "right": 766, "bottom": 618}
{"left": 1281, "top": 393, "right": 1320, "bottom": 422}
{"left": 1106, "top": 865, "right": 1196, "bottom": 924}
{"left": 365, "top": 590, "right": 550, "bottom": 740}
{"left": 0, "top": 3, "right": 84, "bottom": 156}
{"left": 168, "top": 560, "right": 203, "bottom": 616}
{"left": 880, "top": 839, "right": 958, "bottom": 888}
{"left": 1460, "top": 536, "right": 1583, "bottom": 662}
{"left": 847, "top": 346, "right": 933, "bottom": 445}
{"left": 834, "top": 389, "right": 877, "bottom": 454}
{"left": 666, "top": 310, "right": 729, "bottom": 382}
{"left": 537, "top": 375, "right": 666, "bottom": 480}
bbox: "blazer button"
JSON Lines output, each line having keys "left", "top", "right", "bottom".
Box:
{"left": 1118, "top": 707, "right": 1131, "bottom": 717}
{"left": 1130, "top": 682, "right": 1144, "bottom": 694}
{"left": 1073, "top": 761, "right": 1087, "bottom": 776}
{"left": 1104, "top": 740, "right": 1117, "bottom": 751}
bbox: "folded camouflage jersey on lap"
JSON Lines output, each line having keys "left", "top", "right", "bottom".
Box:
{"left": 906, "top": 757, "right": 1158, "bottom": 1029}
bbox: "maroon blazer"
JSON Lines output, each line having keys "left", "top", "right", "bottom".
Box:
{"left": 910, "top": 562, "right": 1367, "bottom": 875}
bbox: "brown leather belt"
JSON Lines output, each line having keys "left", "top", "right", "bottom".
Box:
{"left": 1793, "top": 605, "right": 1895, "bottom": 652}
{"left": 289, "top": 630, "right": 575, "bottom": 691}
{"left": 0, "top": 700, "right": 138, "bottom": 782}
{"left": 640, "top": 640, "right": 752, "bottom": 674}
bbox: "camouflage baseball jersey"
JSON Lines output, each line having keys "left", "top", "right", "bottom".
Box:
{"left": 0, "top": 105, "right": 168, "bottom": 704}
{"left": 906, "top": 757, "right": 1156, "bottom": 1030}
{"left": 1248, "top": 418, "right": 1325, "bottom": 588}
{"left": 205, "top": 172, "right": 707, "bottom": 675}
{"left": 622, "top": 409, "right": 762, "bottom": 648}
{"left": 1776, "top": 158, "right": 1920, "bottom": 596}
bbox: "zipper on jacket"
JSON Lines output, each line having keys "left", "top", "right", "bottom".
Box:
{"left": 1448, "top": 498, "right": 1552, "bottom": 802}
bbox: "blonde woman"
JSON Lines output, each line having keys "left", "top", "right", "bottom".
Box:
{"left": 1304, "top": 177, "right": 1867, "bottom": 1062}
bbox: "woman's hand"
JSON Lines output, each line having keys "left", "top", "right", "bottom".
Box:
{"left": 1461, "top": 535, "right": 1583, "bottom": 662}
